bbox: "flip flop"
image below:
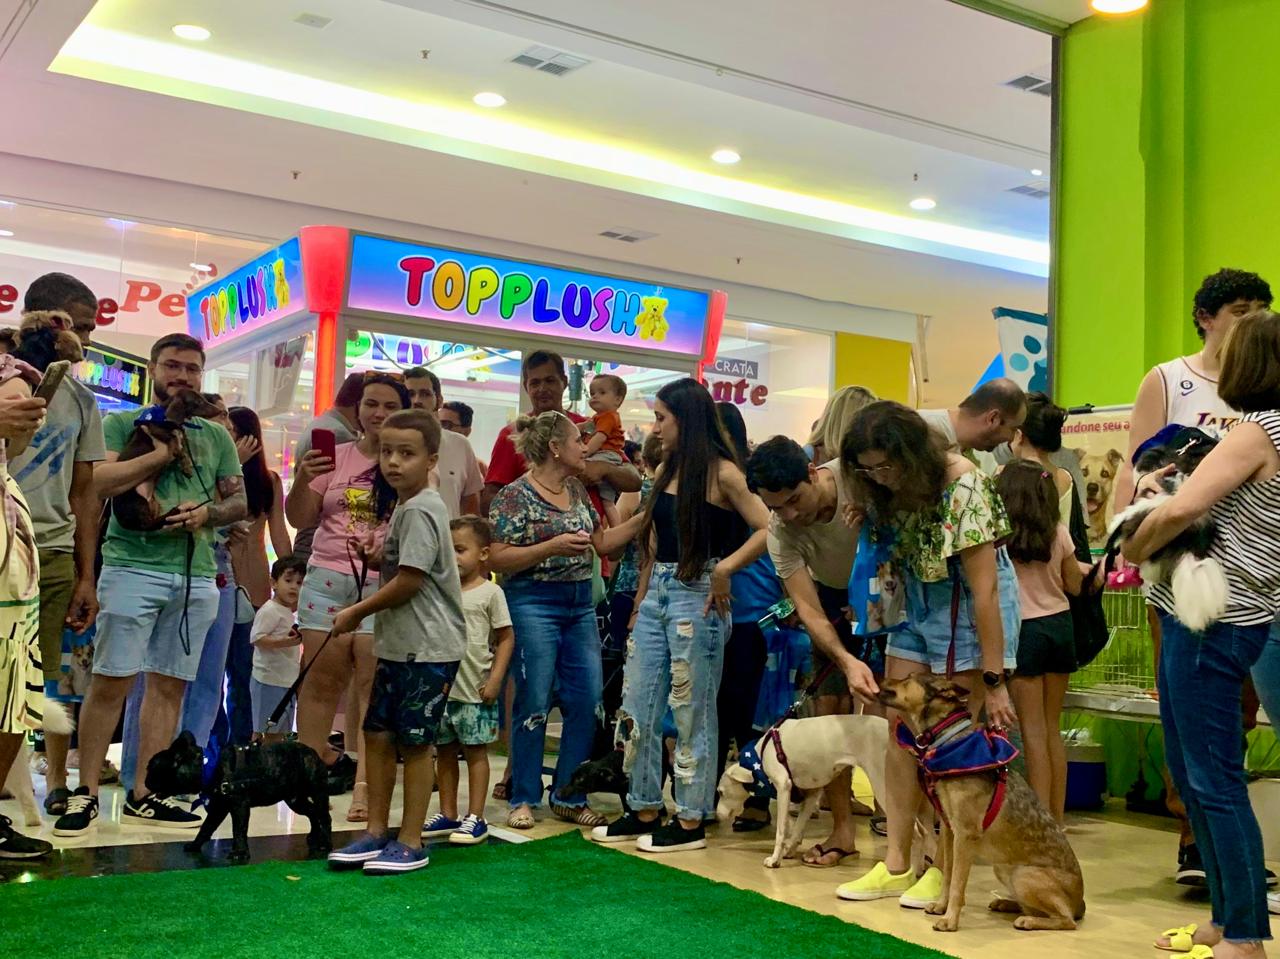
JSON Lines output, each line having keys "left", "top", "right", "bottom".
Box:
{"left": 801, "top": 844, "right": 858, "bottom": 868}
{"left": 1155, "top": 924, "right": 1198, "bottom": 952}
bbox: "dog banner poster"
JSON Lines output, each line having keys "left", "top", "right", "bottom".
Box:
{"left": 1061, "top": 407, "right": 1132, "bottom": 550}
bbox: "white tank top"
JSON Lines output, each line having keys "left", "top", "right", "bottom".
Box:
{"left": 1155, "top": 357, "right": 1242, "bottom": 437}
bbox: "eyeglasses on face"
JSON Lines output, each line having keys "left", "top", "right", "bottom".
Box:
{"left": 158, "top": 359, "right": 203, "bottom": 376}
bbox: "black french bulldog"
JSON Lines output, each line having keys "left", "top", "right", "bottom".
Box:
{"left": 564, "top": 742, "right": 675, "bottom": 814}
{"left": 145, "top": 731, "right": 332, "bottom": 863}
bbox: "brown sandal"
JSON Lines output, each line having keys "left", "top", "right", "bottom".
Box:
{"left": 802, "top": 844, "right": 858, "bottom": 868}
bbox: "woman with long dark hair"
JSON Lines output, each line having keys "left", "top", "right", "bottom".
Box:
{"left": 836, "top": 400, "right": 1020, "bottom": 906}
{"left": 591, "top": 379, "right": 769, "bottom": 853}
{"left": 223, "top": 406, "right": 292, "bottom": 743}
{"left": 286, "top": 372, "right": 409, "bottom": 822}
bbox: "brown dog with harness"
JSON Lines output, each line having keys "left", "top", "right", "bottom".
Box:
{"left": 879, "top": 673, "right": 1085, "bottom": 933}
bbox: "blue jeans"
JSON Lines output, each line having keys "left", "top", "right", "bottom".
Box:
{"left": 505, "top": 578, "right": 602, "bottom": 809}
{"left": 620, "top": 563, "right": 728, "bottom": 821}
{"left": 1255, "top": 622, "right": 1280, "bottom": 731}
{"left": 225, "top": 620, "right": 254, "bottom": 746}
{"left": 1158, "top": 613, "right": 1272, "bottom": 943}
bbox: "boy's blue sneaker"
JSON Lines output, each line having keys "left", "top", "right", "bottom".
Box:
{"left": 421, "top": 813, "right": 462, "bottom": 838}
{"left": 448, "top": 814, "right": 488, "bottom": 846}
{"left": 328, "top": 833, "right": 390, "bottom": 868}
{"left": 363, "top": 840, "right": 430, "bottom": 875}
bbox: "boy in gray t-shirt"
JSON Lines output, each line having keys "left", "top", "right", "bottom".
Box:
{"left": 327, "top": 410, "right": 465, "bottom": 876}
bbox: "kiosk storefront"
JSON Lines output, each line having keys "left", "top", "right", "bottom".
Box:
{"left": 187, "top": 225, "right": 725, "bottom": 476}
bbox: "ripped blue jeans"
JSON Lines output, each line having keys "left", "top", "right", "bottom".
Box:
{"left": 505, "top": 578, "right": 602, "bottom": 810}
{"left": 619, "top": 563, "right": 728, "bottom": 821}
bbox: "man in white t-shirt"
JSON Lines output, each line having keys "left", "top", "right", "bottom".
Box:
{"left": 1115, "top": 268, "right": 1272, "bottom": 508}
{"left": 747, "top": 437, "right": 883, "bottom": 872}
{"left": 1115, "top": 267, "right": 1273, "bottom": 890}
{"left": 917, "top": 378, "right": 1026, "bottom": 476}
{"left": 405, "top": 366, "right": 483, "bottom": 518}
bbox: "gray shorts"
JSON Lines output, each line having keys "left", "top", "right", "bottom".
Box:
{"left": 250, "top": 677, "right": 296, "bottom": 733}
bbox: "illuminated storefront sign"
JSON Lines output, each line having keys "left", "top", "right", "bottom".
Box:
{"left": 72, "top": 346, "right": 149, "bottom": 409}
{"left": 187, "top": 237, "right": 303, "bottom": 347}
{"left": 345, "top": 234, "right": 713, "bottom": 358}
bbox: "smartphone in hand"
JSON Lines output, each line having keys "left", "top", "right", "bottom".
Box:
{"left": 34, "top": 360, "right": 71, "bottom": 403}
{"left": 311, "top": 428, "right": 336, "bottom": 461}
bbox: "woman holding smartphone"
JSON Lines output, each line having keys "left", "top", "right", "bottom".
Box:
{"left": 285, "top": 373, "right": 409, "bottom": 822}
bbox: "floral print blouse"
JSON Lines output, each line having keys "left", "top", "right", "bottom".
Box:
{"left": 891, "top": 470, "right": 1011, "bottom": 583}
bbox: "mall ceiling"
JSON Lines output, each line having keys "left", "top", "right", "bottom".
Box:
{"left": 0, "top": 0, "right": 1096, "bottom": 401}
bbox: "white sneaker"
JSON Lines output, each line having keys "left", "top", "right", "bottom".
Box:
{"left": 1268, "top": 890, "right": 1279, "bottom": 916}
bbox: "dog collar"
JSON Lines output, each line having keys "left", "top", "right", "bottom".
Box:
{"left": 895, "top": 717, "right": 1019, "bottom": 832}
{"left": 133, "top": 405, "right": 205, "bottom": 429}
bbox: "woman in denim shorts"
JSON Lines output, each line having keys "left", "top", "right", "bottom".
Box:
{"left": 590, "top": 378, "right": 771, "bottom": 854}
{"left": 836, "top": 401, "right": 1021, "bottom": 906}
{"left": 284, "top": 373, "right": 409, "bottom": 821}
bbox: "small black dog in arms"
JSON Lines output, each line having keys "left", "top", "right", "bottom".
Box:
{"left": 1104, "top": 426, "right": 1227, "bottom": 631}
{"left": 112, "top": 390, "right": 224, "bottom": 532}
{"left": 145, "top": 731, "right": 332, "bottom": 863}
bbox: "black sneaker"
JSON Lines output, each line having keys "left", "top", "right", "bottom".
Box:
{"left": 52, "top": 786, "right": 98, "bottom": 837}
{"left": 122, "top": 792, "right": 202, "bottom": 830}
{"left": 1267, "top": 868, "right": 1278, "bottom": 889}
{"left": 636, "top": 819, "right": 706, "bottom": 854}
{"left": 1176, "top": 843, "right": 1206, "bottom": 886}
{"left": 43, "top": 786, "right": 72, "bottom": 816}
{"left": 0, "top": 814, "right": 52, "bottom": 859}
{"left": 589, "top": 811, "right": 663, "bottom": 844}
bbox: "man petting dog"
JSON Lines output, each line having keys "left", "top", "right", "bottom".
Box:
{"left": 54, "top": 333, "right": 245, "bottom": 837}
{"left": 746, "top": 437, "right": 881, "bottom": 869}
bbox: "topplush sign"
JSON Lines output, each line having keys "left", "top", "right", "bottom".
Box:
{"left": 188, "top": 238, "right": 304, "bottom": 348}
{"left": 345, "top": 234, "right": 712, "bottom": 358}
{"left": 72, "top": 346, "right": 149, "bottom": 410}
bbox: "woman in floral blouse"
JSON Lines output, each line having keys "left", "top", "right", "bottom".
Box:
{"left": 835, "top": 400, "right": 1022, "bottom": 906}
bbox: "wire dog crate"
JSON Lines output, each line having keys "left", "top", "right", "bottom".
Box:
{"left": 1069, "top": 588, "right": 1156, "bottom": 694}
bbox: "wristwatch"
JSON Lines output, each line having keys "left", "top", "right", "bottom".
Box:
{"left": 982, "top": 670, "right": 1004, "bottom": 689}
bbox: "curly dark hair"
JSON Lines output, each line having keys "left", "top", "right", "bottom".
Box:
{"left": 746, "top": 435, "right": 811, "bottom": 494}
{"left": 839, "top": 401, "right": 949, "bottom": 517}
{"left": 1192, "top": 268, "right": 1272, "bottom": 340}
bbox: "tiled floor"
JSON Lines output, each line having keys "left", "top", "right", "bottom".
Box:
{"left": 4, "top": 748, "right": 1277, "bottom": 959}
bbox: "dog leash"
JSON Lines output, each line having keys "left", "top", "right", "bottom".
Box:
{"left": 266, "top": 545, "right": 370, "bottom": 730}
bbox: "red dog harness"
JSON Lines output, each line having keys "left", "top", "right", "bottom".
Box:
{"left": 895, "top": 710, "right": 1019, "bottom": 831}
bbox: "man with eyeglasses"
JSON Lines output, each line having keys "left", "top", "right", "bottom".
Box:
{"left": 746, "top": 436, "right": 881, "bottom": 871}
{"left": 54, "top": 333, "right": 246, "bottom": 836}
{"left": 8, "top": 273, "right": 107, "bottom": 818}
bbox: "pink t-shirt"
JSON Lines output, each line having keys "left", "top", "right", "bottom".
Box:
{"left": 308, "top": 442, "right": 387, "bottom": 576}
{"left": 1011, "top": 524, "right": 1074, "bottom": 620}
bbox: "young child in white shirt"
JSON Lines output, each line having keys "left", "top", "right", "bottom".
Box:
{"left": 422, "top": 516, "right": 514, "bottom": 845}
{"left": 249, "top": 556, "right": 307, "bottom": 743}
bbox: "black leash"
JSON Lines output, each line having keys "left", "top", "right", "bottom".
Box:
{"left": 266, "top": 542, "right": 369, "bottom": 730}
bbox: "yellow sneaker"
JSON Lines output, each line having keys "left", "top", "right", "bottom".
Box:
{"left": 899, "top": 866, "right": 944, "bottom": 909}
{"left": 836, "top": 861, "right": 916, "bottom": 901}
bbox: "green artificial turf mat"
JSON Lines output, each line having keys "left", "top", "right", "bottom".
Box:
{"left": 0, "top": 832, "right": 955, "bottom": 959}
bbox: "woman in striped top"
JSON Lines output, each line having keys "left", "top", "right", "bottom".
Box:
{"left": 1124, "top": 309, "right": 1280, "bottom": 959}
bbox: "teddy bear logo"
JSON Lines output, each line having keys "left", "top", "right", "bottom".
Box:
{"left": 637, "top": 296, "right": 669, "bottom": 343}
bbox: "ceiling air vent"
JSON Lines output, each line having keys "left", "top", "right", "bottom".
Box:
{"left": 511, "top": 45, "right": 591, "bottom": 76}
{"left": 293, "top": 13, "right": 332, "bottom": 29}
{"left": 599, "top": 228, "right": 657, "bottom": 243}
{"left": 1009, "top": 183, "right": 1050, "bottom": 200}
{"left": 1004, "top": 73, "right": 1052, "bottom": 97}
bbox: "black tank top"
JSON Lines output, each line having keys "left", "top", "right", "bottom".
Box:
{"left": 653, "top": 491, "right": 748, "bottom": 566}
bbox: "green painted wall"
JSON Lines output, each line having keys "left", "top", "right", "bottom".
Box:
{"left": 1055, "top": 0, "right": 1280, "bottom": 407}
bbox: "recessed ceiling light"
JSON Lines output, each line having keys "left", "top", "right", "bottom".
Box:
{"left": 909, "top": 197, "right": 937, "bottom": 212}
{"left": 172, "top": 24, "right": 211, "bottom": 41}
{"left": 0, "top": 229, "right": 13, "bottom": 238}
{"left": 190, "top": 262, "right": 212, "bottom": 272}
{"left": 1090, "top": 0, "right": 1147, "bottom": 12}
{"left": 473, "top": 92, "right": 506, "bottom": 108}
{"left": 1030, "top": 168, "right": 1045, "bottom": 177}
{"left": 711, "top": 148, "right": 741, "bottom": 165}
